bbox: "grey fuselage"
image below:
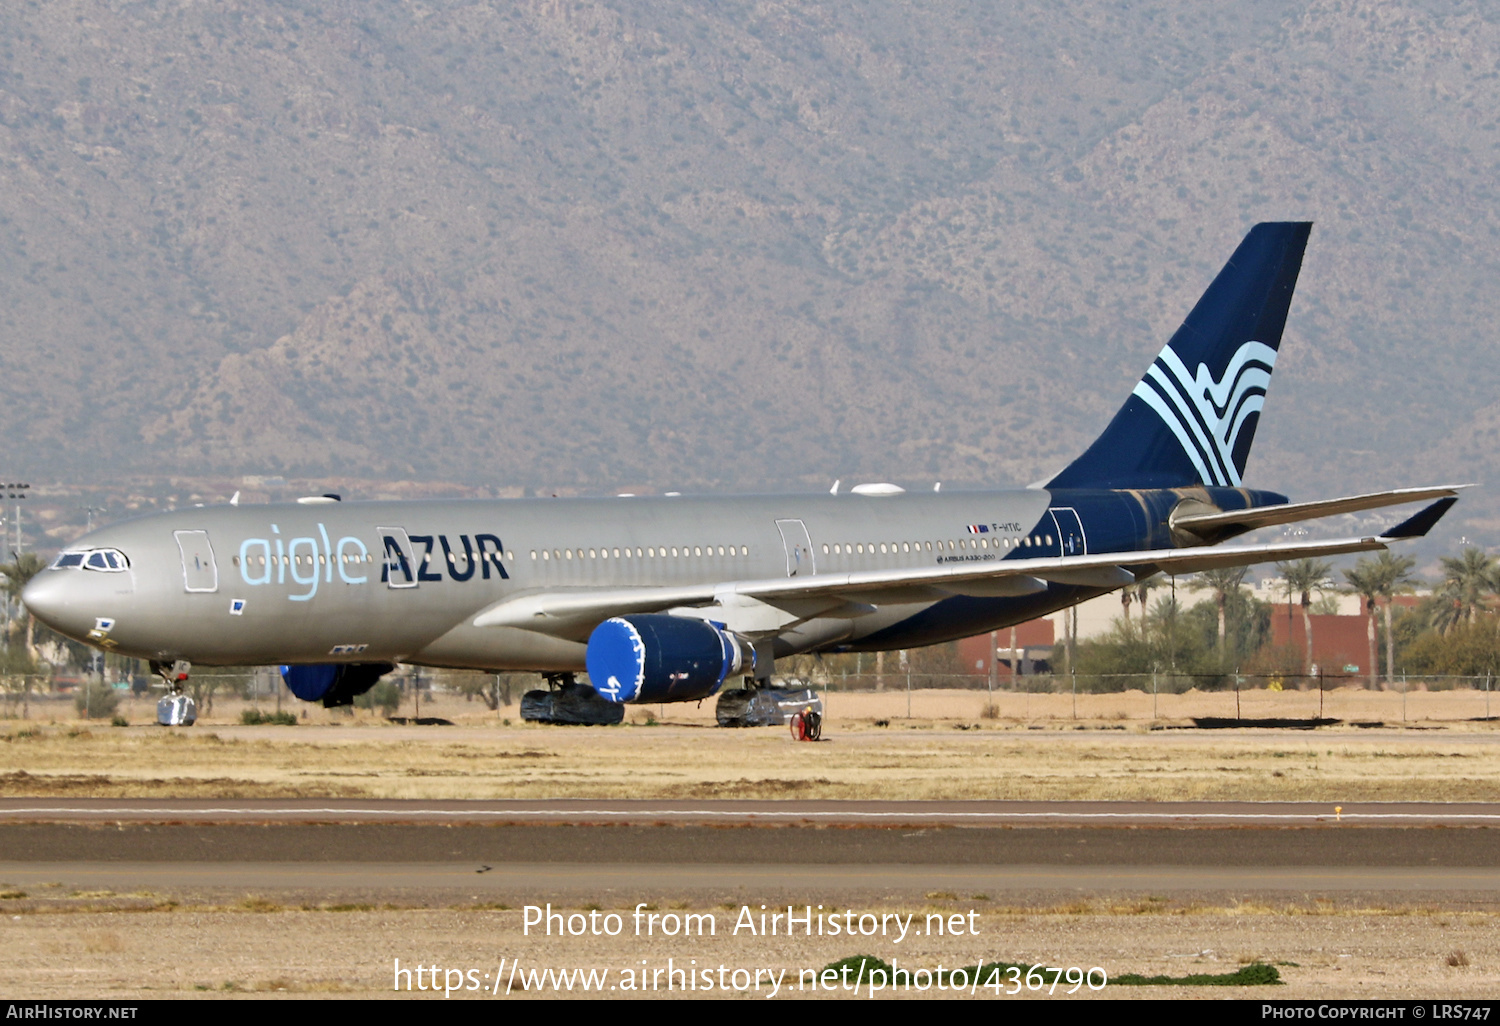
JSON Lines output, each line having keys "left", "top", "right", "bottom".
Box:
{"left": 22, "top": 485, "right": 1264, "bottom": 672}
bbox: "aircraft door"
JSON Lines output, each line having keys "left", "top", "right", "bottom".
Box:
{"left": 174, "top": 531, "right": 219, "bottom": 593}
{"left": 1049, "top": 508, "right": 1087, "bottom": 557}
{"left": 377, "top": 527, "right": 419, "bottom": 589}
{"left": 775, "top": 519, "right": 816, "bottom": 577}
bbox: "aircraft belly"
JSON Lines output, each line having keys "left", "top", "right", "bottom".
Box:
{"left": 410, "top": 624, "right": 587, "bottom": 673}
{"left": 123, "top": 590, "right": 482, "bottom": 665}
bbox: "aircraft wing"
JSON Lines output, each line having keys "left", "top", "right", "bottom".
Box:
{"left": 470, "top": 497, "right": 1456, "bottom": 641}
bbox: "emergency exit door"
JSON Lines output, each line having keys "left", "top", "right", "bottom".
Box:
{"left": 775, "top": 519, "right": 816, "bottom": 577}
{"left": 1048, "top": 507, "right": 1088, "bottom": 557}
{"left": 174, "top": 530, "right": 219, "bottom": 593}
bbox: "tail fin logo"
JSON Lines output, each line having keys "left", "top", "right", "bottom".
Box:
{"left": 1130, "top": 340, "right": 1277, "bottom": 487}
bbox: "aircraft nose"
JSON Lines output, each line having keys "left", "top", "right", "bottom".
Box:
{"left": 21, "top": 572, "right": 82, "bottom": 634}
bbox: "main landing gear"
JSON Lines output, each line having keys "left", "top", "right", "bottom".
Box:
{"left": 517, "top": 673, "right": 826, "bottom": 730}
{"left": 519, "top": 672, "right": 624, "bottom": 726}
{"left": 150, "top": 659, "right": 196, "bottom": 726}
{"left": 715, "top": 680, "right": 823, "bottom": 729}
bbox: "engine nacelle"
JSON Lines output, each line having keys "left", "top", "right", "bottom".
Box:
{"left": 585, "top": 615, "right": 753, "bottom": 704}
{"left": 281, "top": 662, "right": 397, "bottom": 708}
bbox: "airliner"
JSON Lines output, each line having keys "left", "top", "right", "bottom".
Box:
{"left": 22, "top": 222, "right": 1459, "bottom": 722}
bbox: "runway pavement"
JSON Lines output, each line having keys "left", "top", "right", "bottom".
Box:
{"left": 0, "top": 800, "right": 1495, "bottom": 871}
{"left": 2, "top": 797, "right": 1498, "bottom": 826}
{"left": 1, "top": 799, "right": 1496, "bottom": 906}
{"left": 3, "top": 861, "right": 1500, "bottom": 903}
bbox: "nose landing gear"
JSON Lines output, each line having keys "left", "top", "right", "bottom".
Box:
{"left": 150, "top": 659, "right": 196, "bottom": 726}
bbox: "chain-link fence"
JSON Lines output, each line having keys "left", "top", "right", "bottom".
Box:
{"left": 1, "top": 670, "right": 1495, "bottom": 724}
{"left": 0, "top": 667, "right": 469, "bottom": 722}
{"left": 801, "top": 671, "right": 1499, "bottom": 724}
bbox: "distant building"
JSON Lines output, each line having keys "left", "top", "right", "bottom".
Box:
{"left": 953, "top": 588, "right": 1427, "bottom": 681}
{"left": 957, "top": 619, "right": 1054, "bottom": 677}
{"left": 1267, "top": 596, "right": 1422, "bottom": 678}
{"left": 1268, "top": 605, "right": 1371, "bottom": 676}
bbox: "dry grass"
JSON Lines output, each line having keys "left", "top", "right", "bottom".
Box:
{"left": 9, "top": 682, "right": 1494, "bottom": 731}
{"left": 79, "top": 931, "right": 126, "bottom": 954}
{"left": 3, "top": 903, "right": 1497, "bottom": 998}
{"left": 0, "top": 688, "right": 1495, "bottom": 802}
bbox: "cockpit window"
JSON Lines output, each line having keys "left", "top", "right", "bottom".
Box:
{"left": 51, "top": 548, "right": 129, "bottom": 572}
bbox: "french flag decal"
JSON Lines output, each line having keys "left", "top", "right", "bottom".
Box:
{"left": 966, "top": 524, "right": 989, "bottom": 534}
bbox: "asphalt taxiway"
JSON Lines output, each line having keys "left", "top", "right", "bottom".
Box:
{"left": 2, "top": 798, "right": 1498, "bottom": 826}
{"left": 2, "top": 800, "right": 1496, "bottom": 906}
{"left": 2, "top": 862, "right": 1498, "bottom": 904}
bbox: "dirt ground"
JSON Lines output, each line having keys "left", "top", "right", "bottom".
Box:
{"left": 7, "top": 682, "right": 1496, "bottom": 731}
{"left": 2, "top": 688, "right": 1498, "bottom": 1000}
{"left": 0, "top": 688, "right": 1497, "bottom": 802}
{"left": 2, "top": 896, "right": 1497, "bottom": 999}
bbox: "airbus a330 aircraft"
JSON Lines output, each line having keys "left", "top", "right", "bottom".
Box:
{"left": 23, "top": 222, "right": 1460, "bottom": 724}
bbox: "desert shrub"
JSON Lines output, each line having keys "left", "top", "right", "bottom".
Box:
{"left": 1399, "top": 619, "right": 1500, "bottom": 677}
{"left": 1112, "top": 964, "right": 1281, "bottom": 986}
{"left": 354, "top": 680, "right": 402, "bottom": 715}
{"left": 74, "top": 685, "right": 119, "bottom": 719}
{"left": 240, "top": 709, "right": 297, "bottom": 726}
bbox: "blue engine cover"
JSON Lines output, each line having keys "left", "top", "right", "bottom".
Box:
{"left": 281, "top": 664, "right": 341, "bottom": 701}
{"left": 586, "top": 615, "right": 749, "bottom": 704}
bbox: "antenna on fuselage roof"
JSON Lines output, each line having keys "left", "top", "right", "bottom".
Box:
{"left": 830, "top": 479, "right": 840, "bottom": 495}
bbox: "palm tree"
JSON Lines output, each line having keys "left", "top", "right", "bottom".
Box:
{"left": 1434, "top": 547, "right": 1496, "bottom": 633}
{"left": 0, "top": 552, "right": 48, "bottom": 662}
{"left": 1188, "top": 567, "right": 1250, "bottom": 656}
{"left": 1135, "top": 575, "right": 1160, "bottom": 636}
{"left": 1343, "top": 561, "right": 1383, "bottom": 688}
{"left": 1370, "top": 551, "right": 1418, "bottom": 686}
{"left": 1276, "top": 559, "right": 1333, "bottom": 675}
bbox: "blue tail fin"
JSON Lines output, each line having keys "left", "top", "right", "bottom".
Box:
{"left": 1048, "top": 222, "right": 1312, "bottom": 490}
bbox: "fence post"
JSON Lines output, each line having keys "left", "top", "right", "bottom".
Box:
{"left": 903, "top": 650, "right": 911, "bottom": 719}
{"left": 988, "top": 629, "right": 997, "bottom": 704}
